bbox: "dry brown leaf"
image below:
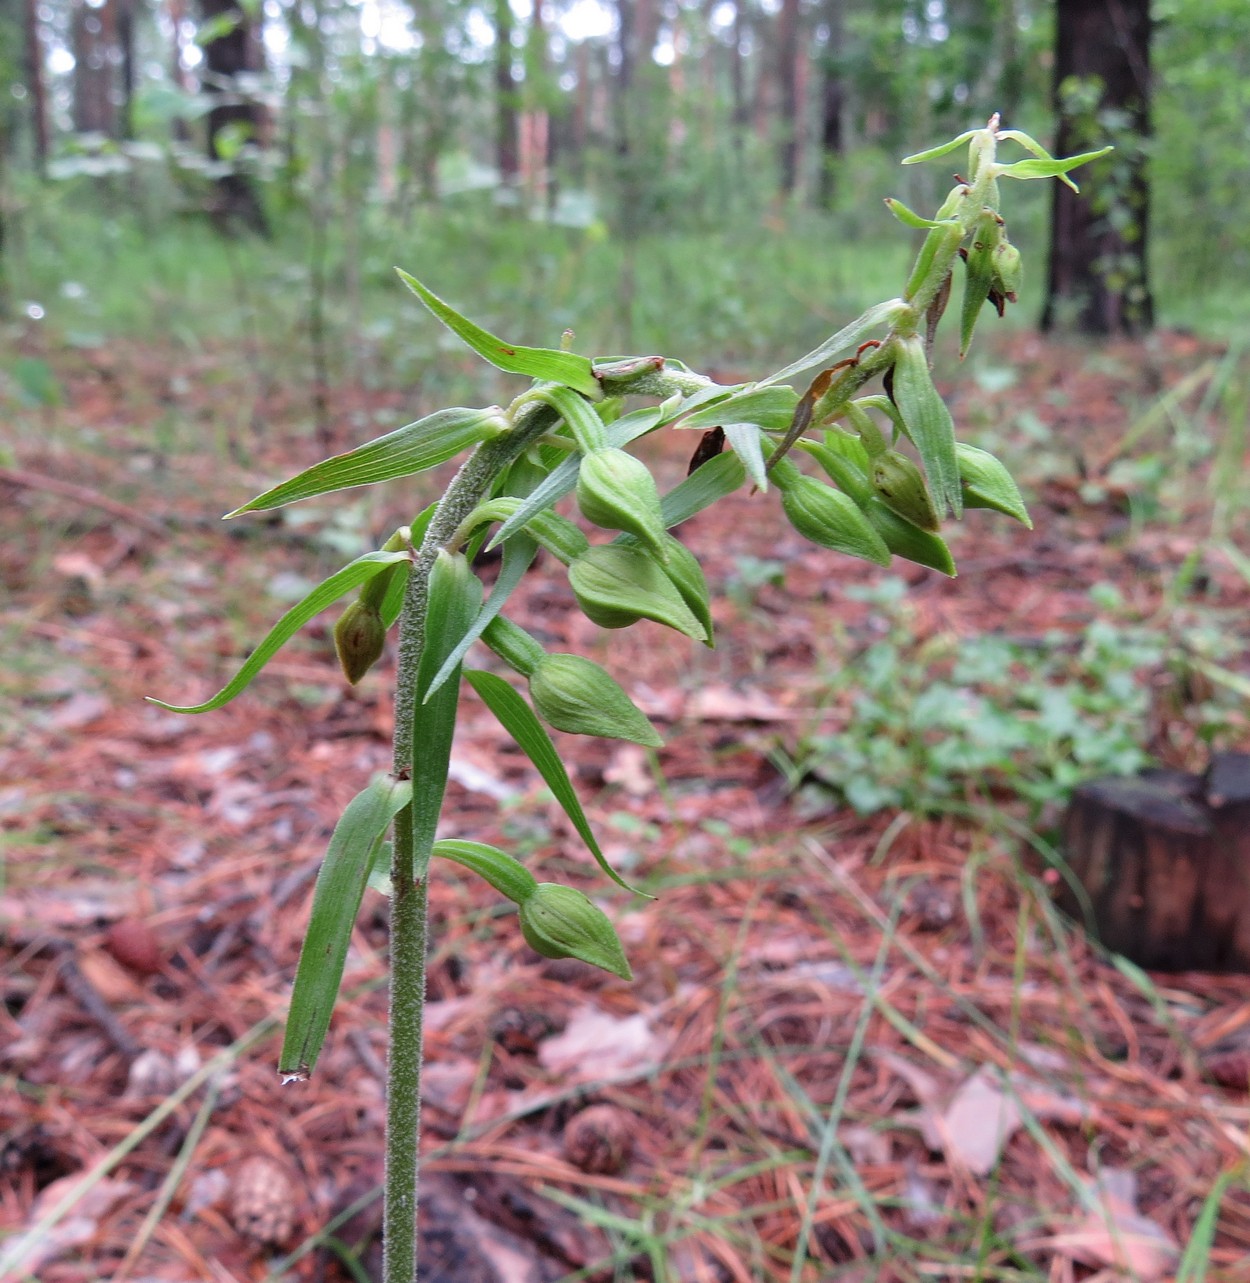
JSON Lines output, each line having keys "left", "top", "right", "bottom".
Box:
{"left": 538, "top": 1005, "right": 670, "bottom": 1079}
{"left": 4, "top": 1174, "right": 136, "bottom": 1276}
{"left": 684, "top": 684, "right": 787, "bottom": 722}
{"left": 1028, "top": 1170, "right": 1179, "bottom": 1280}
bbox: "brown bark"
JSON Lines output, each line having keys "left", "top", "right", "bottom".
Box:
{"left": 23, "top": 0, "right": 49, "bottom": 170}
{"left": 197, "top": 0, "right": 269, "bottom": 234}
{"left": 776, "top": 0, "right": 800, "bottom": 195}
{"left": 495, "top": 0, "right": 518, "bottom": 184}
{"left": 817, "top": 0, "right": 843, "bottom": 206}
{"left": 1057, "top": 754, "right": 1250, "bottom": 971}
{"left": 1041, "top": 0, "right": 1153, "bottom": 336}
{"left": 71, "top": 0, "right": 118, "bottom": 136}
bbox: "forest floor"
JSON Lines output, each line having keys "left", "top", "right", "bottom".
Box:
{"left": 2, "top": 327, "right": 1250, "bottom": 1282}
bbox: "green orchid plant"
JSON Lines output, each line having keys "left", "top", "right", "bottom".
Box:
{"left": 153, "top": 115, "right": 1109, "bottom": 1282}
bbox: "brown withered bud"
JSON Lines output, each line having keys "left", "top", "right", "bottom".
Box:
{"left": 686, "top": 426, "right": 725, "bottom": 475}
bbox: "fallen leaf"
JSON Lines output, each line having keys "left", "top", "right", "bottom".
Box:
{"left": 603, "top": 744, "right": 653, "bottom": 797}
{"left": 538, "top": 1005, "right": 670, "bottom": 1079}
{"left": 684, "top": 683, "right": 787, "bottom": 722}
{"left": 2, "top": 1174, "right": 136, "bottom": 1276}
{"left": 1027, "top": 1169, "right": 1178, "bottom": 1280}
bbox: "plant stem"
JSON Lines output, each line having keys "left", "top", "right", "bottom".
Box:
{"left": 381, "top": 362, "right": 715, "bottom": 1282}
{"left": 382, "top": 398, "right": 555, "bottom": 1283}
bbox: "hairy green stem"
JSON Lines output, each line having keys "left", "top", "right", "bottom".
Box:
{"left": 383, "top": 399, "right": 556, "bottom": 1283}
{"left": 382, "top": 362, "right": 702, "bottom": 1283}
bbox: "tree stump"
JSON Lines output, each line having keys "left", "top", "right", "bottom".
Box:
{"left": 1057, "top": 752, "right": 1250, "bottom": 971}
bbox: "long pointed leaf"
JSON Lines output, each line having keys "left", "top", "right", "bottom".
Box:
{"left": 421, "top": 532, "right": 539, "bottom": 701}
{"left": 226, "top": 408, "right": 506, "bottom": 516}
{"left": 464, "top": 668, "right": 645, "bottom": 895}
{"left": 763, "top": 299, "right": 908, "bottom": 387}
{"left": 409, "top": 552, "right": 483, "bottom": 878}
{"left": 279, "top": 774, "right": 413, "bottom": 1079}
{"left": 659, "top": 449, "right": 748, "bottom": 527}
{"left": 679, "top": 385, "right": 798, "bottom": 433}
{"left": 901, "top": 130, "right": 978, "bottom": 165}
{"left": 723, "top": 424, "right": 769, "bottom": 492}
{"left": 397, "top": 269, "right": 601, "bottom": 398}
{"left": 995, "top": 149, "right": 1112, "bottom": 190}
{"left": 148, "top": 550, "right": 409, "bottom": 714}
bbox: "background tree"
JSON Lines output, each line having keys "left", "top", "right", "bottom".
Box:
{"left": 197, "top": 0, "right": 269, "bottom": 234}
{"left": 1041, "top": 0, "right": 1154, "bottom": 335}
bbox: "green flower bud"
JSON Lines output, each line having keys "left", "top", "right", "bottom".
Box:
{"left": 576, "top": 448, "right": 668, "bottom": 560}
{"left": 777, "top": 473, "right": 891, "bottom": 567}
{"left": 530, "top": 654, "right": 663, "bottom": 746}
{"left": 334, "top": 599, "right": 386, "bottom": 685}
{"left": 568, "top": 545, "right": 707, "bottom": 641}
{"left": 871, "top": 451, "right": 940, "bottom": 532}
{"left": 518, "top": 883, "right": 633, "bottom": 980}
{"left": 959, "top": 210, "right": 1003, "bottom": 358}
{"left": 863, "top": 496, "right": 956, "bottom": 577}
{"left": 991, "top": 239, "right": 1022, "bottom": 301}
{"left": 662, "top": 534, "right": 714, "bottom": 648}
{"left": 957, "top": 443, "right": 1032, "bottom": 527}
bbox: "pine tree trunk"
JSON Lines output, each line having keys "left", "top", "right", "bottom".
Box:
{"left": 1040, "top": 0, "right": 1153, "bottom": 336}
{"left": 197, "top": 0, "right": 269, "bottom": 235}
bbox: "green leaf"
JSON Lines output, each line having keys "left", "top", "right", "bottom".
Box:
{"left": 148, "top": 550, "right": 409, "bottom": 714}
{"left": 421, "top": 532, "right": 539, "bottom": 701}
{"left": 659, "top": 449, "right": 748, "bottom": 527}
{"left": 957, "top": 444, "right": 1032, "bottom": 527}
{"left": 901, "top": 130, "right": 979, "bottom": 165}
{"left": 722, "top": 424, "right": 769, "bottom": 492}
{"left": 763, "top": 298, "right": 909, "bottom": 387}
{"left": 995, "top": 148, "right": 1113, "bottom": 191}
{"left": 396, "top": 269, "right": 601, "bottom": 398}
{"left": 409, "top": 552, "right": 483, "bottom": 878}
{"left": 883, "top": 197, "right": 949, "bottom": 229}
{"left": 225, "top": 408, "right": 506, "bottom": 516}
{"left": 536, "top": 382, "right": 608, "bottom": 453}
{"left": 464, "top": 668, "right": 645, "bottom": 895}
{"left": 432, "top": 838, "right": 538, "bottom": 905}
{"left": 890, "top": 335, "right": 962, "bottom": 519}
{"left": 863, "top": 496, "right": 957, "bottom": 576}
{"left": 679, "top": 385, "right": 799, "bottom": 433}
{"left": 279, "top": 774, "right": 412, "bottom": 1079}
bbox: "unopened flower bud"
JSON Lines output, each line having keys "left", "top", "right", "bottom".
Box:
{"left": 530, "top": 654, "right": 663, "bottom": 747}
{"left": 568, "top": 545, "right": 706, "bottom": 641}
{"left": 518, "top": 883, "right": 632, "bottom": 979}
{"left": 778, "top": 473, "right": 890, "bottom": 566}
{"left": 576, "top": 448, "right": 668, "bottom": 560}
{"left": 871, "top": 451, "right": 940, "bottom": 532}
{"left": 991, "top": 239, "right": 1022, "bottom": 301}
{"left": 334, "top": 600, "right": 386, "bottom": 685}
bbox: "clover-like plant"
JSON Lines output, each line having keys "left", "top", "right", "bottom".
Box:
{"left": 153, "top": 116, "right": 1108, "bottom": 1282}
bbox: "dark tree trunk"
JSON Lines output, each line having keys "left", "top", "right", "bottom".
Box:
{"left": 817, "top": 0, "right": 843, "bottom": 206}
{"left": 776, "top": 0, "right": 800, "bottom": 195}
{"left": 198, "top": 0, "right": 269, "bottom": 235}
{"left": 116, "top": 0, "right": 135, "bottom": 138}
{"left": 1041, "top": 0, "right": 1153, "bottom": 336}
{"left": 729, "top": 0, "right": 746, "bottom": 156}
{"left": 71, "top": 0, "right": 118, "bottom": 136}
{"left": 495, "top": 0, "right": 518, "bottom": 185}
{"left": 22, "top": 0, "right": 48, "bottom": 171}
